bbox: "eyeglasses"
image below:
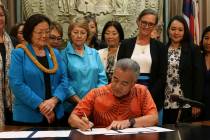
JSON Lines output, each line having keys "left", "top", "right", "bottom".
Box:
{"left": 33, "top": 30, "right": 50, "bottom": 36}
{"left": 140, "top": 20, "right": 155, "bottom": 28}
{"left": 49, "top": 35, "right": 63, "bottom": 41}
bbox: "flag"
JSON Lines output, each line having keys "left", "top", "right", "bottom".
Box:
{"left": 183, "top": 0, "right": 200, "bottom": 45}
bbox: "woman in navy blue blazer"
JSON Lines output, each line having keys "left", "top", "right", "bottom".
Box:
{"left": 9, "top": 14, "right": 68, "bottom": 126}
{"left": 200, "top": 26, "right": 210, "bottom": 120}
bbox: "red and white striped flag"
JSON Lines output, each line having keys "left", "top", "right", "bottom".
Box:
{"left": 183, "top": 0, "right": 200, "bottom": 45}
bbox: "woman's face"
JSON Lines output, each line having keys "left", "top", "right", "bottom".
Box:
{"left": 70, "top": 25, "right": 87, "bottom": 48}
{"left": 203, "top": 31, "right": 210, "bottom": 53}
{"left": 0, "top": 7, "right": 5, "bottom": 30}
{"left": 168, "top": 20, "right": 184, "bottom": 44}
{"left": 17, "top": 25, "right": 25, "bottom": 44}
{"left": 31, "top": 21, "right": 50, "bottom": 48}
{"left": 88, "top": 21, "right": 97, "bottom": 36}
{"left": 137, "top": 14, "right": 156, "bottom": 37}
{"left": 49, "top": 28, "right": 63, "bottom": 48}
{"left": 104, "top": 26, "right": 120, "bottom": 48}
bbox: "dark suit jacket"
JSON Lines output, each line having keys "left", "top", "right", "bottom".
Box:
{"left": 117, "top": 37, "right": 165, "bottom": 110}
{"left": 164, "top": 43, "right": 204, "bottom": 103}
{"left": 200, "top": 53, "right": 210, "bottom": 120}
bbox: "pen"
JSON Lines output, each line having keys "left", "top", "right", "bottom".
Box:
{"left": 111, "top": 128, "right": 123, "bottom": 133}
{"left": 83, "top": 112, "right": 92, "bottom": 131}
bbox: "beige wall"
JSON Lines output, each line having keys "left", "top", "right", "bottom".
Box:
{"left": 2, "top": 0, "right": 210, "bottom": 39}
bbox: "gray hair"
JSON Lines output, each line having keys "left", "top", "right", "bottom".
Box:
{"left": 115, "top": 58, "right": 140, "bottom": 79}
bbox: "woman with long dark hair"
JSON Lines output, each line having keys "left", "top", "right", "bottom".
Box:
{"left": 163, "top": 15, "right": 203, "bottom": 124}
{"left": 200, "top": 26, "right": 210, "bottom": 120}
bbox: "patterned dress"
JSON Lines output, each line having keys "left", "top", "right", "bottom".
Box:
{"left": 164, "top": 47, "right": 189, "bottom": 109}
{"left": 0, "top": 32, "right": 14, "bottom": 126}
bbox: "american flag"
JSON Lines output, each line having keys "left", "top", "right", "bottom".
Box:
{"left": 183, "top": 0, "right": 200, "bottom": 45}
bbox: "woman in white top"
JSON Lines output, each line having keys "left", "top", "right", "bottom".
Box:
{"left": 117, "top": 9, "right": 165, "bottom": 125}
{"left": 98, "top": 21, "right": 124, "bottom": 82}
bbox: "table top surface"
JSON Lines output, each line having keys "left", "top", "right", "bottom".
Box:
{"left": 1, "top": 121, "right": 210, "bottom": 140}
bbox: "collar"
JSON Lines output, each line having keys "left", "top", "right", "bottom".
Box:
{"left": 65, "top": 41, "right": 93, "bottom": 55}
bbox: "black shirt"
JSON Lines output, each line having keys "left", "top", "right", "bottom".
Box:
{"left": 36, "top": 55, "right": 52, "bottom": 99}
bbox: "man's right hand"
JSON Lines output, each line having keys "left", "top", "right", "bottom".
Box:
{"left": 69, "top": 113, "right": 94, "bottom": 131}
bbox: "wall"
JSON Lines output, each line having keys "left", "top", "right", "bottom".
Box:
{"left": 20, "top": 0, "right": 163, "bottom": 39}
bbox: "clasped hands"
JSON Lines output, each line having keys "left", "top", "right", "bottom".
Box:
{"left": 39, "top": 97, "right": 59, "bottom": 123}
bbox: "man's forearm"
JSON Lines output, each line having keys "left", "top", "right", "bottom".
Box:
{"left": 134, "top": 114, "right": 158, "bottom": 127}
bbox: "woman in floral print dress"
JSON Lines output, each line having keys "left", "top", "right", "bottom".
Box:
{"left": 163, "top": 15, "right": 203, "bottom": 124}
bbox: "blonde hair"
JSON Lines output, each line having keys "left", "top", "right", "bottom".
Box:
{"left": 0, "top": 4, "right": 7, "bottom": 24}
{"left": 68, "top": 17, "right": 89, "bottom": 40}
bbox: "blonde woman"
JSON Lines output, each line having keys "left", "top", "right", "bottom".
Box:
{"left": 61, "top": 17, "right": 107, "bottom": 115}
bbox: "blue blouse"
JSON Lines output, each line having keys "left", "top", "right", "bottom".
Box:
{"left": 61, "top": 41, "right": 107, "bottom": 99}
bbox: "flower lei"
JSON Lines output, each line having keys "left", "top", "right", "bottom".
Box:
{"left": 16, "top": 44, "right": 58, "bottom": 74}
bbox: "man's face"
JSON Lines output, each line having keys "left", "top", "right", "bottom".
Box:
{"left": 111, "top": 68, "right": 136, "bottom": 98}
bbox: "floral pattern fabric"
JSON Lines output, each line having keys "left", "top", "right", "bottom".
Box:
{"left": 164, "top": 47, "right": 184, "bottom": 109}
{"left": 0, "top": 32, "right": 14, "bottom": 126}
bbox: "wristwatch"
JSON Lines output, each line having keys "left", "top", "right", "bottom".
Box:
{"left": 129, "top": 118, "right": 136, "bottom": 128}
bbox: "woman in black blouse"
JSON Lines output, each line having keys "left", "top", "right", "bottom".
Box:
{"left": 200, "top": 26, "right": 210, "bottom": 120}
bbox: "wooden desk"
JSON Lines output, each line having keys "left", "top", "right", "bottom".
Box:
{"left": 0, "top": 125, "right": 31, "bottom": 131}
{"left": 192, "top": 121, "right": 210, "bottom": 126}
{"left": 1, "top": 122, "right": 210, "bottom": 140}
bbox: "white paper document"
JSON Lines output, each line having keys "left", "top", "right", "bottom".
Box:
{"left": 143, "top": 126, "right": 174, "bottom": 133}
{"left": 77, "top": 128, "right": 119, "bottom": 135}
{"left": 118, "top": 127, "right": 155, "bottom": 133}
{"left": 0, "top": 131, "right": 33, "bottom": 138}
{"left": 32, "top": 130, "right": 71, "bottom": 138}
{"left": 77, "top": 127, "right": 174, "bottom": 135}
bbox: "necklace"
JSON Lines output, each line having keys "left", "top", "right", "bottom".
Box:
{"left": 139, "top": 45, "right": 148, "bottom": 54}
{"left": 16, "top": 44, "right": 58, "bottom": 74}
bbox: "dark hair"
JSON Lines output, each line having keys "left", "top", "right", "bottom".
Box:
{"left": 23, "top": 14, "right": 51, "bottom": 43}
{"left": 50, "top": 21, "right": 63, "bottom": 37}
{"left": 167, "top": 15, "right": 192, "bottom": 46}
{"left": 200, "top": 26, "right": 210, "bottom": 53}
{"left": 84, "top": 15, "right": 98, "bottom": 36}
{"left": 137, "top": 8, "right": 158, "bottom": 25}
{"left": 10, "top": 22, "right": 25, "bottom": 38}
{"left": 101, "top": 21, "right": 124, "bottom": 42}
{"left": 0, "top": 4, "right": 7, "bottom": 25}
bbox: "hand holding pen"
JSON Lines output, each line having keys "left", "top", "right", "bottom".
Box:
{"left": 81, "top": 112, "right": 94, "bottom": 131}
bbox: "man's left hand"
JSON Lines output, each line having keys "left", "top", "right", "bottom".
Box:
{"left": 107, "top": 120, "right": 130, "bottom": 130}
